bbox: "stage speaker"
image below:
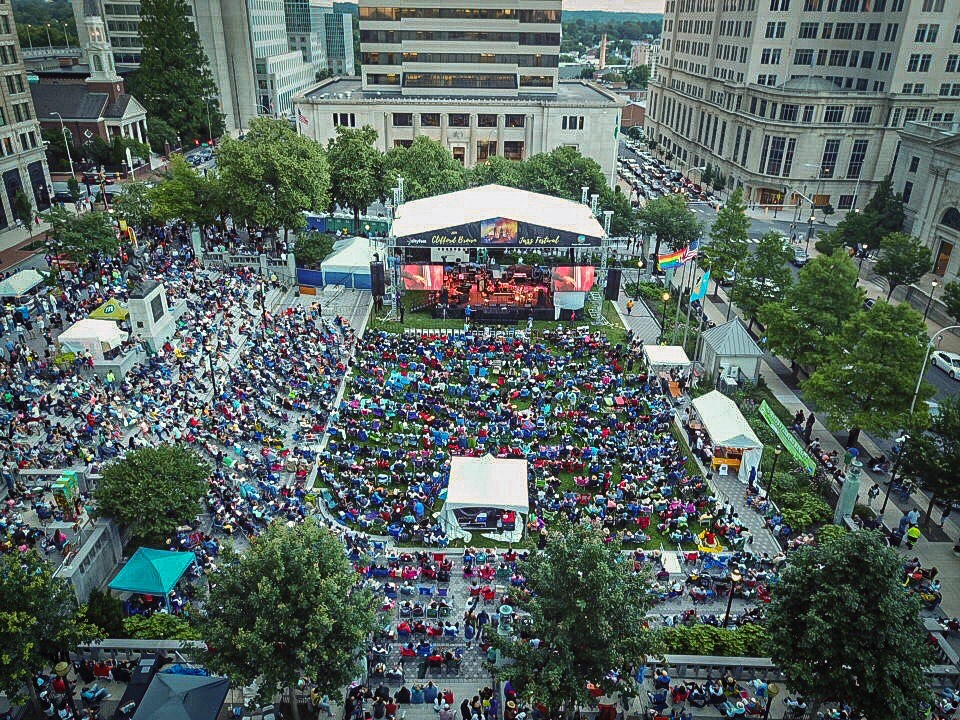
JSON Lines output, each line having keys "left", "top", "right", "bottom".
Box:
{"left": 370, "top": 261, "right": 386, "bottom": 296}
{"left": 604, "top": 268, "right": 622, "bottom": 301}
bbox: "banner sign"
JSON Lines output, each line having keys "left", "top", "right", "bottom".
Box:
{"left": 395, "top": 217, "right": 603, "bottom": 248}
{"left": 758, "top": 400, "right": 817, "bottom": 476}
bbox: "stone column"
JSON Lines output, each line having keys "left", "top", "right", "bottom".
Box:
{"left": 440, "top": 112, "right": 448, "bottom": 148}
{"left": 468, "top": 114, "right": 477, "bottom": 166}
{"left": 496, "top": 114, "right": 504, "bottom": 156}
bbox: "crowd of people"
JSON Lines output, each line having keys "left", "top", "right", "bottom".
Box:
{"left": 319, "top": 328, "right": 724, "bottom": 548}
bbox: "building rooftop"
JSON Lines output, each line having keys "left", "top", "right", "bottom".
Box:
{"left": 901, "top": 120, "right": 960, "bottom": 141}
{"left": 31, "top": 83, "right": 137, "bottom": 121}
{"left": 298, "top": 77, "right": 624, "bottom": 106}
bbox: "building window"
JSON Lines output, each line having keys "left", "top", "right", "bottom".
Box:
{"left": 828, "top": 50, "right": 849, "bottom": 67}
{"left": 769, "top": 0, "right": 790, "bottom": 9}
{"left": 779, "top": 104, "right": 798, "bottom": 122}
{"left": 802, "top": 105, "right": 815, "bottom": 123}
{"left": 820, "top": 139, "right": 841, "bottom": 177}
{"left": 505, "top": 114, "right": 525, "bottom": 128}
{"left": 838, "top": 195, "right": 854, "bottom": 210}
{"left": 760, "top": 48, "right": 781, "bottom": 64}
{"left": 393, "top": 139, "right": 412, "bottom": 148}
{"left": 561, "top": 115, "right": 584, "bottom": 130}
{"left": 835, "top": 23, "right": 854, "bottom": 40}
{"left": 954, "top": 25, "right": 960, "bottom": 43}
{"left": 947, "top": 55, "right": 960, "bottom": 73}
{"left": 392, "top": 113, "right": 413, "bottom": 127}
{"left": 939, "top": 83, "right": 960, "bottom": 96}
{"left": 846, "top": 139, "right": 868, "bottom": 179}
{"left": 921, "top": 0, "right": 944, "bottom": 11}
{"left": 907, "top": 53, "right": 932, "bottom": 72}
{"left": 824, "top": 106, "right": 844, "bottom": 123}
{"left": 909, "top": 156, "right": 920, "bottom": 173}
{"left": 794, "top": 49, "right": 814, "bottom": 65}
{"left": 765, "top": 21, "right": 786, "bottom": 38}
{"left": 503, "top": 141, "right": 524, "bottom": 160}
{"left": 477, "top": 140, "right": 497, "bottom": 161}
{"left": 803, "top": 0, "right": 822, "bottom": 9}
{"left": 902, "top": 181, "right": 913, "bottom": 203}
{"left": 477, "top": 114, "right": 497, "bottom": 127}
{"left": 765, "top": 136, "right": 786, "bottom": 176}
{"left": 904, "top": 83, "right": 926, "bottom": 94}
{"left": 884, "top": 23, "right": 898, "bottom": 41}
{"left": 851, "top": 107, "right": 872, "bottom": 124}
{"left": 448, "top": 114, "right": 468, "bottom": 127}
{"left": 799, "top": 22, "right": 818, "bottom": 39}
{"left": 333, "top": 113, "right": 355, "bottom": 127}
{"left": 915, "top": 23, "right": 940, "bottom": 42}
{"left": 906, "top": 108, "right": 919, "bottom": 122}
{"left": 420, "top": 113, "right": 440, "bottom": 127}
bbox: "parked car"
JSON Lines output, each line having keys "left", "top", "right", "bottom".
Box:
{"left": 792, "top": 248, "right": 809, "bottom": 267}
{"left": 863, "top": 297, "right": 877, "bottom": 311}
{"left": 931, "top": 350, "right": 960, "bottom": 379}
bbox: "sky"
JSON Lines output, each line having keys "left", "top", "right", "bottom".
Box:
{"left": 563, "top": 0, "right": 665, "bottom": 11}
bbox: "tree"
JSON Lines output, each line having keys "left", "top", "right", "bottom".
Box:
{"left": 872, "top": 231, "right": 932, "bottom": 300}
{"left": 217, "top": 117, "right": 330, "bottom": 239}
{"left": 42, "top": 126, "right": 72, "bottom": 172}
{"left": 470, "top": 156, "right": 525, "bottom": 187}
{"left": 579, "top": 66, "right": 595, "bottom": 79}
{"left": 637, "top": 193, "right": 702, "bottom": 256}
{"left": 701, "top": 187, "right": 748, "bottom": 297}
{"left": 12, "top": 190, "right": 32, "bottom": 225}
{"left": 295, "top": 230, "right": 336, "bottom": 268}
{"left": 66, "top": 177, "right": 81, "bottom": 206}
{"left": 943, "top": 280, "right": 960, "bottom": 323}
{"left": 83, "top": 589, "right": 126, "bottom": 638}
{"left": 47, "top": 207, "right": 120, "bottom": 263}
{"left": 600, "top": 185, "right": 638, "bottom": 237}
{"left": 124, "top": 614, "right": 201, "bottom": 640}
{"left": 147, "top": 117, "right": 179, "bottom": 154}
{"left": 490, "top": 522, "right": 657, "bottom": 717}
{"left": 624, "top": 64, "right": 651, "bottom": 89}
{"left": 802, "top": 301, "right": 933, "bottom": 446}
{"left": 129, "top": 0, "right": 224, "bottom": 143}
{"left": 148, "top": 154, "right": 225, "bottom": 227}
{"left": 200, "top": 519, "right": 376, "bottom": 718}
{"left": 326, "top": 125, "right": 384, "bottom": 231}
{"left": 383, "top": 135, "right": 467, "bottom": 201}
{"left": 95, "top": 445, "right": 209, "bottom": 545}
{"left": 759, "top": 250, "right": 863, "bottom": 374}
{"left": 766, "top": 531, "right": 930, "bottom": 719}
{"left": 520, "top": 146, "right": 607, "bottom": 201}
{"left": 0, "top": 550, "right": 101, "bottom": 703}
{"left": 830, "top": 179, "right": 905, "bottom": 251}
{"left": 900, "top": 395, "right": 960, "bottom": 527}
{"left": 625, "top": 125, "right": 643, "bottom": 141}
{"left": 111, "top": 181, "right": 159, "bottom": 232}
{"left": 729, "top": 231, "right": 793, "bottom": 328}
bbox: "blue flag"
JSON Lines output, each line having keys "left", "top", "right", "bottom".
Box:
{"left": 690, "top": 270, "right": 710, "bottom": 302}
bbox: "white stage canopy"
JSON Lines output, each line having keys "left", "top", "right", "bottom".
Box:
{"left": 691, "top": 390, "right": 763, "bottom": 483}
{"left": 58, "top": 318, "right": 128, "bottom": 363}
{"left": 643, "top": 344, "right": 691, "bottom": 368}
{"left": 391, "top": 184, "right": 605, "bottom": 243}
{"left": 0, "top": 268, "right": 45, "bottom": 297}
{"left": 440, "top": 454, "right": 529, "bottom": 543}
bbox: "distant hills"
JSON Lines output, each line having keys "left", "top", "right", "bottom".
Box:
{"left": 562, "top": 10, "right": 664, "bottom": 23}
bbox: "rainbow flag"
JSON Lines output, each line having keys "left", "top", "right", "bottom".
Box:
{"left": 657, "top": 249, "right": 684, "bottom": 270}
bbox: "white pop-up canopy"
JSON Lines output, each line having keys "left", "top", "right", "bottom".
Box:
{"left": 643, "top": 344, "right": 692, "bottom": 368}
{"left": 691, "top": 390, "right": 763, "bottom": 483}
{"left": 319, "top": 236, "right": 378, "bottom": 289}
{"left": 0, "top": 268, "right": 45, "bottom": 298}
{"left": 58, "top": 318, "right": 128, "bottom": 363}
{"left": 440, "top": 454, "right": 529, "bottom": 543}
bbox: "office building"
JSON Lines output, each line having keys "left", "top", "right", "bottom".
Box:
{"left": 72, "top": 0, "right": 319, "bottom": 132}
{"left": 891, "top": 119, "right": 960, "bottom": 281}
{"left": 646, "top": 0, "right": 960, "bottom": 213}
{"left": 285, "top": 1, "right": 356, "bottom": 79}
{"left": 631, "top": 40, "right": 660, "bottom": 76}
{"left": 294, "top": 0, "right": 624, "bottom": 183}
{"left": 0, "top": 5, "right": 52, "bottom": 228}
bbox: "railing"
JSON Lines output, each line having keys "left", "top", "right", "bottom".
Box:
{"left": 21, "top": 46, "right": 80, "bottom": 59}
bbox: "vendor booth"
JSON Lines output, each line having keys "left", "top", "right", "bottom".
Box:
{"left": 88, "top": 298, "right": 130, "bottom": 322}
{"left": 57, "top": 318, "right": 128, "bottom": 363}
{"left": 439, "top": 454, "right": 529, "bottom": 543}
{"left": 109, "top": 547, "right": 195, "bottom": 611}
{"left": 643, "top": 345, "right": 692, "bottom": 398}
{"left": 690, "top": 390, "right": 763, "bottom": 483}
{"left": 0, "top": 268, "right": 45, "bottom": 303}
{"left": 318, "top": 236, "right": 377, "bottom": 289}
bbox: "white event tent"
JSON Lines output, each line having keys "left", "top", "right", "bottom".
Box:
{"left": 690, "top": 390, "right": 763, "bottom": 483}
{"left": 319, "top": 237, "right": 378, "bottom": 289}
{"left": 439, "top": 454, "right": 529, "bottom": 543}
{"left": 58, "top": 319, "right": 128, "bottom": 363}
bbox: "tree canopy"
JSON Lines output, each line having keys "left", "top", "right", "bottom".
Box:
{"left": 200, "top": 518, "right": 376, "bottom": 710}
{"left": 326, "top": 125, "right": 384, "bottom": 229}
{"left": 829, "top": 178, "right": 905, "bottom": 251}
{"left": 802, "top": 301, "right": 934, "bottom": 445}
{"left": 872, "top": 232, "right": 932, "bottom": 300}
{"left": 148, "top": 155, "right": 225, "bottom": 227}
{"left": 759, "top": 250, "right": 863, "bottom": 372}
{"left": 701, "top": 187, "right": 749, "bottom": 296}
{"left": 0, "top": 551, "right": 101, "bottom": 702}
{"left": 128, "top": 0, "right": 224, "bottom": 143}
{"left": 112, "top": 181, "right": 160, "bottom": 233}
{"left": 729, "top": 232, "right": 793, "bottom": 327}
{"left": 637, "top": 194, "right": 702, "bottom": 256}
{"left": 95, "top": 445, "right": 209, "bottom": 545}
{"left": 383, "top": 136, "right": 467, "bottom": 201}
{"left": 490, "top": 522, "right": 657, "bottom": 715}
{"left": 766, "top": 531, "right": 931, "bottom": 719}
{"left": 47, "top": 207, "right": 120, "bottom": 263}
{"left": 900, "top": 395, "right": 960, "bottom": 525}
{"left": 216, "top": 118, "right": 330, "bottom": 237}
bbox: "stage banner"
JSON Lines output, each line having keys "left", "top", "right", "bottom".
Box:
{"left": 758, "top": 400, "right": 817, "bottom": 476}
{"left": 396, "top": 217, "right": 603, "bottom": 248}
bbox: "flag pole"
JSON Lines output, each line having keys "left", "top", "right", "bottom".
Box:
{"left": 682, "top": 259, "right": 698, "bottom": 350}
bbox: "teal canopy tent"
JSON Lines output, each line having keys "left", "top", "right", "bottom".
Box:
{"left": 109, "top": 548, "right": 195, "bottom": 596}
{"left": 132, "top": 673, "right": 229, "bottom": 720}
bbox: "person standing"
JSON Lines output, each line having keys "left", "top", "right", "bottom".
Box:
{"left": 868, "top": 483, "right": 880, "bottom": 506}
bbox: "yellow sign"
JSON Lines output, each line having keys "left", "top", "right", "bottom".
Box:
{"left": 119, "top": 219, "right": 128, "bottom": 232}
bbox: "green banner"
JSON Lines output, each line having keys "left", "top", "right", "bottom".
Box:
{"left": 758, "top": 400, "right": 817, "bottom": 476}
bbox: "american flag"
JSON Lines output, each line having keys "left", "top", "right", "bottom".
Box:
{"left": 298, "top": 109, "right": 310, "bottom": 127}
{"left": 682, "top": 237, "right": 701, "bottom": 263}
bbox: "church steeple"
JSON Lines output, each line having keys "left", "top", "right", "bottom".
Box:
{"left": 84, "top": 13, "right": 120, "bottom": 85}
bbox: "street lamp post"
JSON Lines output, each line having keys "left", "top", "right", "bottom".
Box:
{"left": 25, "top": 25, "right": 33, "bottom": 50}
{"left": 856, "top": 243, "right": 869, "bottom": 286}
{"left": 53, "top": 661, "right": 79, "bottom": 719}
{"left": 761, "top": 683, "right": 781, "bottom": 720}
{"left": 769, "top": 446, "right": 782, "bottom": 482}
{"left": 922, "top": 280, "right": 939, "bottom": 321}
{"left": 880, "top": 434, "right": 910, "bottom": 516}
{"left": 722, "top": 568, "right": 743, "bottom": 628}
{"left": 44, "top": 23, "right": 52, "bottom": 47}
{"left": 657, "top": 291, "right": 670, "bottom": 343}
{"left": 805, "top": 214, "right": 816, "bottom": 252}
{"left": 635, "top": 260, "right": 642, "bottom": 300}
{"left": 50, "top": 112, "right": 75, "bottom": 177}
{"left": 63, "top": 23, "right": 70, "bottom": 49}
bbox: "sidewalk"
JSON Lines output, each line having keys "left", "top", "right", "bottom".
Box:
{"left": 613, "top": 286, "right": 661, "bottom": 344}
{"left": 696, "top": 287, "right": 960, "bottom": 617}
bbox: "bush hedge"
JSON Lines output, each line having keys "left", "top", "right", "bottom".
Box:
{"left": 657, "top": 623, "right": 770, "bottom": 657}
